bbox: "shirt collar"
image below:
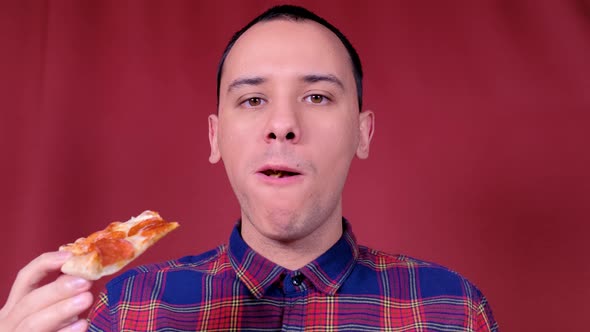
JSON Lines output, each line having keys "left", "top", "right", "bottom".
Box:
{"left": 227, "top": 219, "right": 359, "bottom": 298}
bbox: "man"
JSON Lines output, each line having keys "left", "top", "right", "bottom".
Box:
{"left": 0, "top": 5, "right": 498, "bottom": 331}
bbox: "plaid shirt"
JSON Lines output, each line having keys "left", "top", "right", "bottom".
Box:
{"left": 87, "top": 220, "right": 498, "bottom": 331}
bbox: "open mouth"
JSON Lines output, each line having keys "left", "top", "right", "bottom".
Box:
{"left": 260, "top": 169, "right": 300, "bottom": 178}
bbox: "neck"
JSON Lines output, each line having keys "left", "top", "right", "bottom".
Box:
{"left": 240, "top": 209, "right": 343, "bottom": 271}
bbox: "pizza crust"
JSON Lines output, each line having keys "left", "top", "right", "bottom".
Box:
{"left": 59, "top": 210, "right": 179, "bottom": 280}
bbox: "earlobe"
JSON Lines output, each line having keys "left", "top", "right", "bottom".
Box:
{"left": 208, "top": 114, "right": 221, "bottom": 164}
{"left": 356, "top": 110, "right": 375, "bottom": 159}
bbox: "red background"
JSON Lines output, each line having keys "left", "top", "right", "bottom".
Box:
{"left": 1, "top": 1, "right": 589, "bottom": 331}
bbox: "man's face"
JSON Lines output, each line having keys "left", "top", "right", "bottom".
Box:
{"left": 209, "top": 19, "right": 374, "bottom": 245}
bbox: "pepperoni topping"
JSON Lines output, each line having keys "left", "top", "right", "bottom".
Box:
{"left": 140, "top": 222, "right": 177, "bottom": 238}
{"left": 128, "top": 218, "right": 165, "bottom": 237}
{"left": 94, "top": 238, "right": 135, "bottom": 266}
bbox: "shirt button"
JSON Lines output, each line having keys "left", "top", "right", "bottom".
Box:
{"left": 292, "top": 273, "right": 304, "bottom": 286}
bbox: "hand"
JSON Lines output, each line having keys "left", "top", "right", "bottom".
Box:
{"left": 0, "top": 251, "right": 94, "bottom": 332}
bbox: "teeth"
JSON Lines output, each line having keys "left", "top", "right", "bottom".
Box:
{"left": 270, "top": 171, "right": 283, "bottom": 178}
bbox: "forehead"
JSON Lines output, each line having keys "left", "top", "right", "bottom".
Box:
{"left": 221, "top": 19, "right": 354, "bottom": 91}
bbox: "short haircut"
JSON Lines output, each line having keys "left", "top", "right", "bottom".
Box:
{"left": 216, "top": 5, "right": 364, "bottom": 110}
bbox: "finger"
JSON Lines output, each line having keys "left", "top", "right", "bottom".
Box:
{"left": 60, "top": 314, "right": 79, "bottom": 327}
{"left": 7, "top": 274, "right": 91, "bottom": 326}
{"left": 4, "top": 251, "right": 72, "bottom": 311}
{"left": 52, "top": 314, "right": 79, "bottom": 331}
{"left": 15, "top": 291, "right": 93, "bottom": 332}
{"left": 56, "top": 318, "right": 88, "bottom": 332}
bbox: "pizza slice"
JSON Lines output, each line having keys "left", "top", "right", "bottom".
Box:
{"left": 59, "top": 210, "right": 179, "bottom": 280}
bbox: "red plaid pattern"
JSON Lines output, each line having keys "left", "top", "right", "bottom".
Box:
{"left": 87, "top": 220, "right": 498, "bottom": 331}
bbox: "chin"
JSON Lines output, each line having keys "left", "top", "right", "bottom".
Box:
{"left": 240, "top": 191, "right": 331, "bottom": 243}
{"left": 266, "top": 208, "right": 302, "bottom": 228}
{"left": 255, "top": 208, "right": 309, "bottom": 240}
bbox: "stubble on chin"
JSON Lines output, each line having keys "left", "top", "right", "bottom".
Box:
{"left": 240, "top": 192, "right": 338, "bottom": 246}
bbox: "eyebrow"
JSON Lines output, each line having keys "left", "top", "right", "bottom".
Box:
{"left": 227, "top": 76, "right": 266, "bottom": 93}
{"left": 302, "top": 74, "right": 344, "bottom": 90}
{"left": 226, "top": 73, "right": 345, "bottom": 93}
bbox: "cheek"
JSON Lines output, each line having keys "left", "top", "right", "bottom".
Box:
{"left": 314, "top": 116, "right": 359, "bottom": 153}
{"left": 217, "top": 117, "right": 264, "bottom": 187}
{"left": 217, "top": 118, "right": 250, "bottom": 161}
{"left": 309, "top": 118, "right": 359, "bottom": 173}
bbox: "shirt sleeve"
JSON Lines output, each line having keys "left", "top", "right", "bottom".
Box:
{"left": 87, "top": 291, "right": 113, "bottom": 332}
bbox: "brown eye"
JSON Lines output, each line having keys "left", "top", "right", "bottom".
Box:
{"left": 305, "top": 94, "right": 329, "bottom": 105}
{"left": 247, "top": 97, "right": 262, "bottom": 107}
{"left": 309, "top": 95, "right": 324, "bottom": 104}
{"left": 241, "top": 97, "right": 265, "bottom": 108}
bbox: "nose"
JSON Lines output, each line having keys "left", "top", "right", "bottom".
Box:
{"left": 264, "top": 103, "right": 301, "bottom": 144}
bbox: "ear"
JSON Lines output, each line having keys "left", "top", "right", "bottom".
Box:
{"left": 208, "top": 114, "right": 221, "bottom": 164}
{"left": 356, "top": 110, "right": 375, "bottom": 159}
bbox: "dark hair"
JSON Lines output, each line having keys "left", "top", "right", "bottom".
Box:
{"left": 216, "top": 5, "right": 363, "bottom": 110}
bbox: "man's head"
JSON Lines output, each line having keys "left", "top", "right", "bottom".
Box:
{"left": 216, "top": 5, "right": 364, "bottom": 111}
{"left": 208, "top": 5, "right": 375, "bottom": 252}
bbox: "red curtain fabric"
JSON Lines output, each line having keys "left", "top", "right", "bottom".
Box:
{"left": 1, "top": 1, "right": 589, "bottom": 330}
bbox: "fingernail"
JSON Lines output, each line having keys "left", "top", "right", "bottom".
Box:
{"left": 67, "top": 278, "right": 90, "bottom": 290}
{"left": 70, "top": 293, "right": 90, "bottom": 307}
{"left": 68, "top": 319, "right": 87, "bottom": 331}
{"left": 56, "top": 250, "right": 72, "bottom": 259}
